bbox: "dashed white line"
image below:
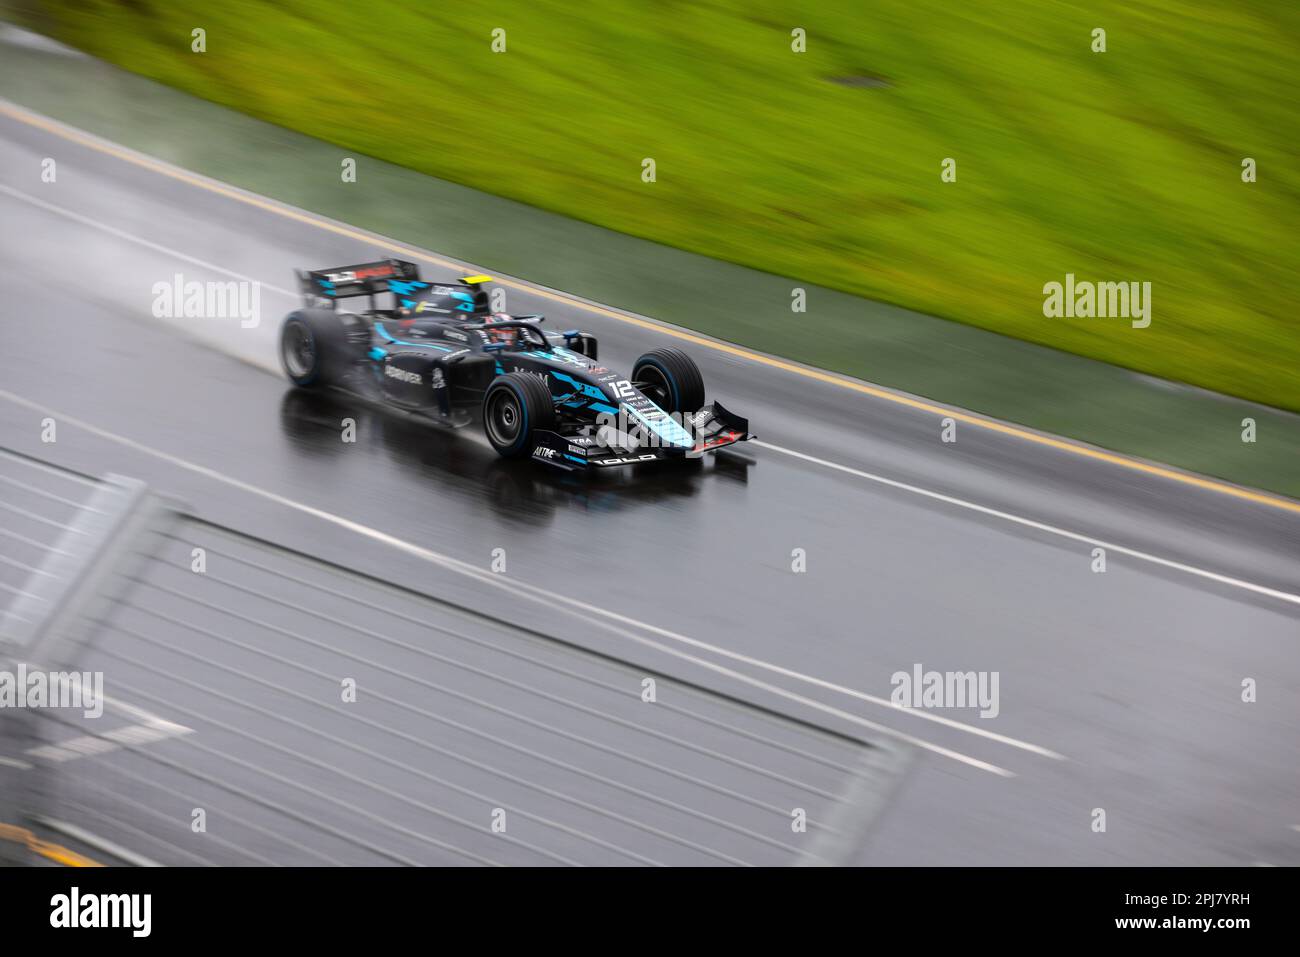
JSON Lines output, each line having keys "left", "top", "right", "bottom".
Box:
{"left": 25, "top": 717, "right": 193, "bottom": 763}
{"left": 21, "top": 691, "right": 194, "bottom": 764}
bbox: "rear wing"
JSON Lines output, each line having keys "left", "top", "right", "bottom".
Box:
{"left": 297, "top": 259, "right": 422, "bottom": 302}
{"left": 297, "top": 261, "right": 496, "bottom": 314}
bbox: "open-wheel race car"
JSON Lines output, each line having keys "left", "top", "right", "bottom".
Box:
{"left": 278, "top": 259, "right": 751, "bottom": 468}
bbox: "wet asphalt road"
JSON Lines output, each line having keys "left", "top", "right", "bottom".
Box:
{"left": 0, "top": 104, "right": 1298, "bottom": 865}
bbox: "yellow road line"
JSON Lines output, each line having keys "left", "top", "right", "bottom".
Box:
{"left": 4, "top": 99, "right": 1298, "bottom": 515}
{"left": 0, "top": 822, "right": 104, "bottom": 867}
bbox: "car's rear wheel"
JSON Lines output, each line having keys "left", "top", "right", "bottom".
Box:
{"left": 483, "top": 372, "right": 557, "bottom": 458}
{"left": 632, "top": 348, "right": 705, "bottom": 414}
{"left": 279, "top": 308, "right": 356, "bottom": 388}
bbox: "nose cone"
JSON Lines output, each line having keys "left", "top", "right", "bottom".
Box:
{"left": 634, "top": 406, "right": 696, "bottom": 450}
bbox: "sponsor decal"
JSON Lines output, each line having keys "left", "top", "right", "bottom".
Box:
{"left": 593, "top": 454, "right": 658, "bottom": 466}
{"left": 324, "top": 263, "right": 397, "bottom": 282}
{"left": 567, "top": 444, "right": 588, "bottom": 456}
{"left": 385, "top": 364, "right": 422, "bottom": 385}
{"left": 444, "top": 330, "right": 469, "bottom": 342}
{"left": 533, "top": 447, "right": 557, "bottom": 459}
{"left": 510, "top": 368, "right": 550, "bottom": 386}
{"left": 693, "top": 430, "right": 740, "bottom": 452}
{"left": 550, "top": 347, "right": 592, "bottom": 367}
{"left": 431, "top": 368, "right": 446, "bottom": 389}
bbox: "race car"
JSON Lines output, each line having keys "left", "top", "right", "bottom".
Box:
{"left": 277, "top": 259, "right": 751, "bottom": 468}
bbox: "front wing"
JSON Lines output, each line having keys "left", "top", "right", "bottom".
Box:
{"left": 529, "top": 401, "right": 752, "bottom": 470}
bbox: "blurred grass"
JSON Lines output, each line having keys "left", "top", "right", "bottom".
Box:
{"left": 22, "top": 0, "right": 1300, "bottom": 410}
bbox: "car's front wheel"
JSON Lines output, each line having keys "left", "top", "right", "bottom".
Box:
{"left": 632, "top": 348, "right": 705, "bottom": 414}
{"left": 482, "top": 372, "right": 557, "bottom": 458}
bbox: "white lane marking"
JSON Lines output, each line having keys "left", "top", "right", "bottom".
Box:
{"left": 26, "top": 718, "right": 193, "bottom": 763}
{"left": 0, "top": 183, "right": 297, "bottom": 299}
{"left": 0, "top": 391, "right": 1036, "bottom": 776}
{"left": 0, "top": 756, "right": 33, "bottom": 770}
{"left": 21, "top": 690, "right": 193, "bottom": 764}
{"left": 29, "top": 815, "right": 164, "bottom": 868}
{"left": 756, "top": 441, "right": 1300, "bottom": 608}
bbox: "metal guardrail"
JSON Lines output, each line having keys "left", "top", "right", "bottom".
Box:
{"left": 0, "top": 451, "right": 166, "bottom": 664}
{"left": 0, "top": 447, "right": 910, "bottom": 866}
{"left": 0, "top": 449, "right": 104, "bottom": 645}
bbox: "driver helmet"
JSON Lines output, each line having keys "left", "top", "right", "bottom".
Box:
{"left": 485, "top": 317, "right": 518, "bottom": 347}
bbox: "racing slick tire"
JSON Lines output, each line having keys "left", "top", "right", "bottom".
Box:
{"left": 279, "top": 308, "right": 357, "bottom": 389}
{"left": 632, "top": 348, "right": 706, "bottom": 415}
{"left": 483, "top": 372, "right": 557, "bottom": 458}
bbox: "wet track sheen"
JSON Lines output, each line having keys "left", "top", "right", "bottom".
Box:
{"left": 1, "top": 105, "right": 1298, "bottom": 865}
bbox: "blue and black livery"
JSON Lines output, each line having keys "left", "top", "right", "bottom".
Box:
{"left": 278, "top": 259, "right": 751, "bottom": 468}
